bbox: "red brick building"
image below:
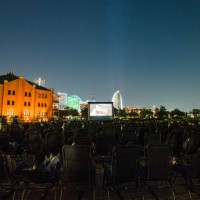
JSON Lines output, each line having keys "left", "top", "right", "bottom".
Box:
{"left": 0, "top": 72, "right": 54, "bottom": 122}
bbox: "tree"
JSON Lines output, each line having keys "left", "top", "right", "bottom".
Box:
{"left": 170, "top": 108, "right": 185, "bottom": 119}
{"left": 118, "top": 108, "right": 128, "bottom": 118}
{"left": 154, "top": 105, "right": 169, "bottom": 119}
{"left": 129, "top": 111, "right": 139, "bottom": 118}
{"left": 113, "top": 107, "right": 118, "bottom": 116}
{"left": 69, "top": 109, "right": 79, "bottom": 116}
{"left": 81, "top": 107, "right": 88, "bottom": 119}
{"left": 58, "top": 109, "right": 70, "bottom": 118}
{"left": 192, "top": 109, "right": 200, "bottom": 118}
{"left": 140, "top": 108, "right": 153, "bottom": 119}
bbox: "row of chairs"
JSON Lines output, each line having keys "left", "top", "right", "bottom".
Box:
{"left": 103, "top": 144, "right": 175, "bottom": 200}
{"left": 61, "top": 143, "right": 200, "bottom": 200}
{"left": 1, "top": 143, "right": 200, "bottom": 200}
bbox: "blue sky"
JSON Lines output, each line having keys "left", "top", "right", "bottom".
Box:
{"left": 0, "top": 0, "right": 200, "bottom": 111}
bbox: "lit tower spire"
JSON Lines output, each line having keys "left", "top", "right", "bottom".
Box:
{"left": 112, "top": 90, "right": 123, "bottom": 110}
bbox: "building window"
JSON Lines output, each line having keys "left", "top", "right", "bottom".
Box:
{"left": 12, "top": 101, "right": 14, "bottom": 105}
{"left": 38, "top": 94, "right": 41, "bottom": 98}
{"left": 8, "top": 90, "right": 11, "bottom": 95}
{"left": 7, "top": 100, "right": 10, "bottom": 105}
{"left": 38, "top": 112, "right": 40, "bottom": 116}
{"left": 25, "top": 92, "right": 27, "bottom": 96}
{"left": 38, "top": 103, "right": 40, "bottom": 107}
{"left": 45, "top": 94, "right": 47, "bottom": 98}
{"left": 29, "top": 92, "right": 31, "bottom": 97}
{"left": 24, "top": 111, "right": 26, "bottom": 116}
{"left": 45, "top": 103, "right": 47, "bottom": 107}
{"left": 24, "top": 102, "right": 27, "bottom": 106}
{"left": 12, "top": 91, "right": 15, "bottom": 95}
{"left": 28, "top": 102, "right": 30, "bottom": 106}
{"left": 41, "top": 103, "right": 43, "bottom": 107}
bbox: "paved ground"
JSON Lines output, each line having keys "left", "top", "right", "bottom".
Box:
{"left": 2, "top": 164, "right": 200, "bottom": 200}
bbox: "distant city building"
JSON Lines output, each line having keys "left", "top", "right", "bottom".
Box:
{"left": 34, "top": 77, "right": 45, "bottom": 87}
{"left": 125, "top": 106, "right": 143, "bottom": 115}
{"left": 112, "top": 90, "right": 123, "bottom": 110}
{"left": 58, "top": 92, "right": 68, "bottom": 110}
{"left": 67, "top": 95, "right": 82, "bottom": 111}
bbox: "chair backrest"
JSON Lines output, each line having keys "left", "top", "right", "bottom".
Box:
{"left": 46, "top": 132, "right": 63, "bottom": 156}
{"left": 0, "top": 151, "right": 12, "bottom": 185}
{"left": 145, "top": 132, "right": 161, "bottom": 146}
{"left": 111, "top": 144, "right": 142, "bottom": 185}
{"left": 25, "top": 130, "right": 42, "bottom": 155}
{"left": 146, "top": 144, "right": 173, "bottom": 182}
{"left": 191, "top": 151, "right": 200, "bottom": 179}
{"left": 74, "top": 136, "right": 91, "bottom": 145}
{"left": 9, "top": 124, "right": 23, "bottom": 144}
{"left": 62, "top": 145, "right": 94, "bottom": 186}
{"left": 185, "top": 134, "right": 200, "bottom": 155}
{"left": 0, "top": 133, "right": 12, "bottom": 154}
{"left": 168, "top": 132, "right": 184, "bottom": 156}
{"left": 121, "top": 132, "right": 138, "bottom": 145}
{"left": 95, "top": 133, "right": 115, "bottom": 156}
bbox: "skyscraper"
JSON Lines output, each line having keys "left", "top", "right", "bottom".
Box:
{"left": 112, "top": 90, "right": 123, "bottom": 110}
{"left": 58, "top": 92, "right": 68, "bottom": 110}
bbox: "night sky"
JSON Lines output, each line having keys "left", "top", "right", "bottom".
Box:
{"left": 1, "top": 0, "right": 200, "bottom": 111}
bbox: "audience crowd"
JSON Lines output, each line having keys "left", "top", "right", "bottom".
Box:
{"left": 0, "top": 117, "right": 200, "bottom": 199}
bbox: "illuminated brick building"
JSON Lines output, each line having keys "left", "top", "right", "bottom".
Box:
{"left": 0, "top": 72, "right": 54, "bottom": 122}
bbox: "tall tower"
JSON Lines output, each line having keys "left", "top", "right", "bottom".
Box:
{"left": 112, "top": 90, "right": 123, "bottom": 110}
{"left": 58, "top": 92, "right": 68, "bottom": 110}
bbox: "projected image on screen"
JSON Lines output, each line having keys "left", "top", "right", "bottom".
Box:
{"left": 88, "top": 102, "right": 113, "bottom": 120}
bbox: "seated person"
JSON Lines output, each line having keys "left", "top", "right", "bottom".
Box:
{"left": 45, "top": 153, "right": 61, "bottom": 178}
{"left": 15, "top": 151, "right": 60, "bottom": 182}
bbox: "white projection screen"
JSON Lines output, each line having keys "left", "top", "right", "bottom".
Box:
{"left": 88, "top": 102, "right": 114, "bottom": 121}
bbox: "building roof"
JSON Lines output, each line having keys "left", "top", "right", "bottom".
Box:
{"left": 0, "top": 72, "right": 51, "bottom": 91}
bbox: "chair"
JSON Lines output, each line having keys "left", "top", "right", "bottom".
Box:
{"left": 145, "top": 132, "right": 161, "bottom": 147}
{"left": 178, "top": 150, "right": 200, "bottom": 199}
{"left": 74, "top": 136, "right": 91, "bottom": 145}
{"left": 9, "top": 124, "right": 24, "bottom": 156}
{"left": 144, "top": 144, "right": 175, "bottom": 200}
{"left": 95, "top": 133, "right": 115, "bottom": 162}
{"left": 25, "top": 129, "right": 42, "bottom": 156}
{"left": 103, "top": 145, "right": 143, "bottom": 200}
{"left": 184, "top": 133, "right": 200, "bottom": 155}
{"left": 0, "top": 133, "right": 12, "bottom": 154}
{"left": 46, "top": 132, "right": 63, "bottom": 156}
{"left": 168, "top": 132, "right": 184, "bottom": 157}
{"left": 0, "top": 151, "right": 19, "bottom": 200}
{"left": 18, "top": 161, "right": 61, "bottom": 200}
{"left": 9, "top": 124, "right": 24, "bottom": 145}
{"left": 62, "top": 145, "right": 95, "bottom": 200}
{"left": 121, "top": 132, "right": 138, "bottom": 145}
